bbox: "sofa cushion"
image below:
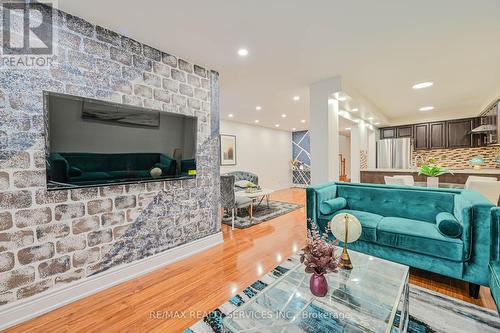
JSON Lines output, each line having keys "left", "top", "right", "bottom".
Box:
{"left": 336, "top": 184, "right": 455, "bottom": 223}
{"left": 331, "top": 209, "right": 383, "bottom": 243}
{"left": 71, "top": 171, "right": 112, "bottom": 182}
{"left": 489, "top": 261, "right": 500, "bottom": 311}
{"left": 436, "top": 212, "right": 462, "bottom": 238}
{"left": 320, "top": 197, "right": 347, "bottom": 215}
{"left": 377, "top": 217, "right": 464, "bottom": 262}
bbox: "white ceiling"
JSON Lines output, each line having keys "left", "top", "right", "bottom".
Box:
{"left": 59, "top": 0, "right": 500, "bottom": 131}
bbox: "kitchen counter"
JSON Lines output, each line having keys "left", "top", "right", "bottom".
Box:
{"left": 360, "top": 168, "right": 500, "bottom": 184}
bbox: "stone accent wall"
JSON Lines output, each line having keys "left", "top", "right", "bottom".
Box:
{"left": 0, "top": 6, "right": 220, "bottom": 306}
{"left": 412, "top": 146, "right": 500, "bottom": 168}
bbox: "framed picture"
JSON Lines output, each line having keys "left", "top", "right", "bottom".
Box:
{"left": 220, "top": 134, "right": 236, "bottom": 165}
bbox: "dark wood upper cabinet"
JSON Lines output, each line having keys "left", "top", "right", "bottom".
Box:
{"left": 380, "top": 127, "right": 396, "bottom": 139}
{"left": 414, "top": 123, "right": 429, "bottom": 150}
{"left": 429, "top": 121, "right": 446, "bottom": 149}
{"left": 447, "top": 118, "right": 472, "bottom": 148}
{"left": 396, "top": 126, "right": 413, "bottom": 138}
{"left": 379, "top": 117, "right": 481, "bottom": 150}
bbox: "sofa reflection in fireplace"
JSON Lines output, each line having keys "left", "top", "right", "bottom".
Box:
{"left": 47, "top": 152, "right": 196, "bottom": 187}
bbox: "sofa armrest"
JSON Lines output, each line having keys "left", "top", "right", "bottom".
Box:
{"left": 159, "top": 155, "right": 177, "bottom": 176}
{"left": 492, "top": 207, "right": 500, "bottom": 262}
{"left": 306, "top": 182, "right": 338, "bottom": 230}
{"left": 48, "top": 153, "right": 69, "bottom": 183}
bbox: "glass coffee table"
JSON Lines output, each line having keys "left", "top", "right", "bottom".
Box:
{"left": 222, "top": 249, "right": 409, "bottom": 333}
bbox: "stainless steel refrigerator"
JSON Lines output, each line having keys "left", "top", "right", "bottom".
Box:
{"left": 376, "top": 138, "right": 412, "bottom": 169}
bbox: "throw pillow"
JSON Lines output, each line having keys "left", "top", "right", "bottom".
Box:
{"left": 319, "top": 197, "right": 347, "bottom": 215}
{"left": 436, "top": 212, "right": 463, "bottom": 238}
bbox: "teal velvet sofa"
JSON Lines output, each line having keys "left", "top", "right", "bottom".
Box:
{"left": 490, "top": 208, "right": 500, "bottom": 312}
{"left": 48, "top": 152, "right": 176, "bottom": 185}
{"left": 307, "top": 182, "right": 495, "bottom": 298}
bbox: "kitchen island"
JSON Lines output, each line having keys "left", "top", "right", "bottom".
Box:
{"left": 361, "top": 168, "right": 500, "bottom": 184}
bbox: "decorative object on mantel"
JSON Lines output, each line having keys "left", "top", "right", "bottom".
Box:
{"left": 301, "top": 220, "right": 339, "bottom": 297}
{"left": 330, "top": 213, "right": 362, "bottom": 270}
{"left": 470, "top": 155, "right": 486, "bottom": 169}
{"left": 220, "top": 134, "right": 237, "bottom": 165}
{"left": 149, "top": 167, "right": 162, "bottom": 179}
{"left": 418, "top": 159, "right": 453, "bottom": 188}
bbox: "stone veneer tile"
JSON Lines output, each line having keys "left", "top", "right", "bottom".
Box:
{"left": 0, "top": 4, "right": 219, "bottom": 307}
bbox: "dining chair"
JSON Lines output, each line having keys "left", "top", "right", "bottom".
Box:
{"left": 393, "top": 175, "right": 415, "bottom": 186}
{"left": 384, "top": 176, "right": 406, "bottom": 186}
{"left": 467, "top": 180, "right": 500, "bottom": 206}
{"left": 220, "top": 175, "right": 253, "bottom": 229}
{"left": 464, "top": 176, "right": 497, "bottom": 189}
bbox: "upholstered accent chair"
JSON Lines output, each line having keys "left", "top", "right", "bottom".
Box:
{"left": 224, "top": 171, "right": 259, "bottom": 185}
{"left": 490, "top": 208, "right": 500, "bottom": 313}
{"left": 220, "top": 175, "right": 253, "bottom": 229}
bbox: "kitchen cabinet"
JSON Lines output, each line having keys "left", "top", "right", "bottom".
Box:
{"left": 447, "top": 118, "right": 473, "bottom": 148}
{"left": 379, "top": 116, "right": 481, "bottom": 150}
{"left": 429, "top": 121, "right": 446, "bottom": 149}
{"left": 414, "top": 123, "right": 429, "bottom": 150}
{"left": 396, "top": 126, "right": 413, "bottom": 138}
{"left": 380, "top": 127, "right": 396, "bottom": 139}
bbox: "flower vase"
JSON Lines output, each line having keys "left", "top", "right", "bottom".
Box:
{"left": 427, "top": 177, "right": 439, "bottom": 188}
{"left": 309, "top": 272, "right": 328, "bottom": 297}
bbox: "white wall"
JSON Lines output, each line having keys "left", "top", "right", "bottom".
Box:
{"left": 220, "top": 120, "right": 292, "bottom": 190}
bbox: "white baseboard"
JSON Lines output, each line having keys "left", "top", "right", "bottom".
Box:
{"left": 0, "top": 232, "right": 223, "bottom": 331}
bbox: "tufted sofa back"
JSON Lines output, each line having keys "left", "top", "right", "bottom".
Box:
{"left": 336, "top": 183, "right": 456, "bottom": 223}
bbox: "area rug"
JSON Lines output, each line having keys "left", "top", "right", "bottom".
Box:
{"left": 185, "top": 255, "right": 500, "bottom": 333}
{"left": 221, "top": 200, "right": 302, "bottom": 229}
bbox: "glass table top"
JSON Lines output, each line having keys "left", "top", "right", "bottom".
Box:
{"left": 222, "top": 249, "right": 409, "bottom": 333}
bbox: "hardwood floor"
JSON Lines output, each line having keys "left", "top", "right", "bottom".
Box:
{"left": 4, "top": 188, "right": 496, "bottom": 333}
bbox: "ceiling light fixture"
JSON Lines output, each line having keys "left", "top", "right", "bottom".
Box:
{"left": 301, "top": 119, "right": 306, "bottom": 123}
{"left": 293, "top": 96, "right": 300, "bottom": 101}
{"left": 352, "top": 108, "right": 358, "bottom": 112}
{"left": 292, "top": 127, "right": 296, "bottom": 131}
{"left": 238, "top": 48, "right": 248, "bottom": 56}
{"left": 345, "top": 127, "right": 351, "bottom": 130}
{"left": 228, "top": 114, "right": 234, "bottom": 118}
{"left": 374, "top": 122, "right": 380, "bottom": 125}
{"left": 281, "top": 114, "right": 287, "bottom": 118}
{"left": 275, "top": 124, "right": 280, "bottom": 128}
{"left": 254, "top": 120, "right": 259, "bottom": 123}
{"left": 412, "top": 81, "right": 434, "bottom": 89}
{"left": 419, "top": 106, "right": 435, "bottom": 111}
{"left": 337, "top": 96, "right": 347, "bottom": 102}
{"left": 368, "top": 117, "right": 374, "bottom": 120}
{"left": 255, "top": 106, "right": 262, "bottom": 111}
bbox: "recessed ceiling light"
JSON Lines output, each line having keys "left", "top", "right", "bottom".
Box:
{"left": 238, "top": 48, "right": 248, "bottom": 56}
{"left": 301, "top": 119, "right": 306, "bottom": 123}
{"left": 337, "top": 96, "right": 347, "bottom": 101}
{"left": 345, "top": 127, "right": 351, "bottom": 130}
{"left": 293, "top": 96, "right": 300, "bottom": 101}
{"left": 275, "top": 124, "right": 280, "bottom": 128}
{"left": 412, "top": 81, "right": 434, "bottom": 89}
{"left": 419, "top": 106, "right": 435, "bottom": 111}
{"left": 352, "top": 108, "right": 358, "bottom": 112}
{"left": 374, "top": 122, "right": 380, "bottom": 125}
{"left": 255, "top": 106, "right": 262, "bottom": 111}
{"left": 254, "top": 120, "right": 259, "bottom": 123}
{"left": 292, "top": 127, "right": 296, "bottom": 131}
{"left": 368, "top": 117, "right": 374, "bottom": 120}
{"left": 281, "top": 114, "right": 287, "bottom": 118}
{"left": 228, "top": 113, "right": 234, "bottom": 118}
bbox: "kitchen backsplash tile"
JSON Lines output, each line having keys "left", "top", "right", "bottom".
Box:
{"left": 413, "top": 146, "right": 500, "bottom": 168}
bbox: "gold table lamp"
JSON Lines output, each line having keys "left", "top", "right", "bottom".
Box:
{"left": 330, "top": 213, "right": 362, "bottom": 270}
